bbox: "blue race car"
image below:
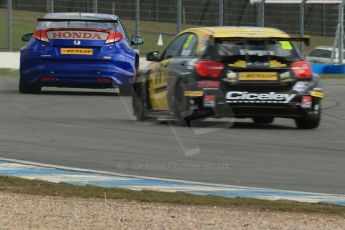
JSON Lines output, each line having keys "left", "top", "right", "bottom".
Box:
{"left": 20, "top": 13, "right": 143, "bottom": 95}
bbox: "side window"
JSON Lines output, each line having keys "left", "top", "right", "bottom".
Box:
{"left": 180, "top": 34, "right": 198, "bottom": 57}
{"left": 309, "top": 49, "right": 331, "bottom": 58}
{"left": 161, "top": 34, "right": 189, "bottom": 60}
{"left": 322, "top": 50, "right": 332, "bottom": 58}
{"left": 309, "top": 49, "right": 323, "bottom": 57}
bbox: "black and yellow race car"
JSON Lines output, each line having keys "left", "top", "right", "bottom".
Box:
{"left": 132, "top": 27, "right": 324, "bottom": 129}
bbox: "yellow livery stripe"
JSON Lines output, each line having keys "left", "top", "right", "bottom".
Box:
{"left": 311, "top": 91, "right": 324, "bottom": 98}
{"left": 184, "top": 91, "right": 204, "bottom": 97}
{"left": 229, "top": 60, "right": 247, "bottom": 68}
{"left": 269, "top": 60, "right": 287, "bottom": 68}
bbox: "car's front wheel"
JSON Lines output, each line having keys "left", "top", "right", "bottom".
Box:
{"left": 19, "top": 78, "right": 41, "bottom": 94}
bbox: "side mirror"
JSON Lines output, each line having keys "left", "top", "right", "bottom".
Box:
{"left": 22, "top": 33, "right": 33, "bottom": 42}
{"left": 146, "top": 51, "right": 160, "bottom": 62}
{"left": 131, "top": 35, "right": 144, "bottom": 46}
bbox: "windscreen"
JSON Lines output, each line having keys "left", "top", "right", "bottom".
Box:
{"left": 214, "top": 39, "right": 302, "bottom": 62}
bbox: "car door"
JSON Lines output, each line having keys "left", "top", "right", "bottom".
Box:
{"left": 149, "top": 33, "right": 190, "bottom": 110}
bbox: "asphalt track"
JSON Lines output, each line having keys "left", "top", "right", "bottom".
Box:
{"left": 0, "top": 74, "right": 344, "bottom": 194}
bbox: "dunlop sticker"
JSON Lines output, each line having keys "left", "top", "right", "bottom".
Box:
{"left": 61, "top": 48, "right": 93, "bottom": 55}
{"left": 238, "top": 72, "right": 278, "bottom": 81}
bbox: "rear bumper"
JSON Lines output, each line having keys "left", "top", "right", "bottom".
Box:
{"left": 215, "top": 105, "right": 309, "bottom": 118}
{"left": 20, "top": 58, "right": 135, "bottom": 88}
{"left": 185, "top": 88, "right": 322, "bottom": 119}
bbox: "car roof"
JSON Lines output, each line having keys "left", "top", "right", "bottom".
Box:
{"left": 311, "top": 46, "right": 345, "bottom": 52}
{"left": 43, "top": 12, "right": 119, "bottom": 20}
{"left": 312, "top": 46, "right": 334, "bottom": 51}
{"left": 176, "top": 26, "right": 290, "bottom": 55}
{"left": 184, "top": 26, "right": 290, "bottom": 38}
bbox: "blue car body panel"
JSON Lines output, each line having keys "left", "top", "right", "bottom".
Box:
{"left": 20, "top": 13, "right": 138, "bottom": 89}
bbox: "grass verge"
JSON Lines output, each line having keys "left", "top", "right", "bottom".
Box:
{"left": 1, "top": 175, "right": 345, "bottom": 215}
{"left": 0, "top": 9, "right": 337, "bottom": 54}
{"left": 0, "top": 9, "right": 179, "bottom": 54}
{"left": 0, "top": 68, "right": 19, "bottom": 76}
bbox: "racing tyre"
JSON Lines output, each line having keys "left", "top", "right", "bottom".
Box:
{"left": 295, "top": 105, "right": 321, "bottom": 129}
{"left": 19, "top": 78, "right": 41, "bottom": 94}
{"left": 132, "top": 89, "right": 147, "bottom": 121}
{"left": 295, "top": 115, "right": 320, "bottom": 129}
{"left": 119, "top": 85, "right": 132, "bottom": 96}
{"left": 252, "top": 117, "right": 274, "bottom": 124}
{"left": 173, "top": 81, "right": 193, "bottom": 127}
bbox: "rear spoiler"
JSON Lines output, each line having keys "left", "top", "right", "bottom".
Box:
{"left": 214, "top": 36, "right": 310, "bottom": 46}
{"left": 37, "top": 18, "right": 118, "bottom": 23}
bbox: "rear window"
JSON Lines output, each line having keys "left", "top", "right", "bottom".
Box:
{"left": 213, "top": 40, "right": 302, "bottom": 61}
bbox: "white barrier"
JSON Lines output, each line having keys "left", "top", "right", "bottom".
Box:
{"left": 0, "top": 52, "right": 20, "bottom": 69}
{"left": 0, "top": 52, "right": 150, "bottom": 70}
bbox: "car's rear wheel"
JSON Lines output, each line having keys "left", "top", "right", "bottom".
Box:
{"left": 295, "top": 113, "right": 321, "bottom": 129}
{"left": 252, "top": 117, "right": 274, "bottom": 124}
{"left": 295, "top": 103, "right": 321, "bottom": 129}
{"left": 19, "top": 78, "right": 41, "bottom": 94}
{"left": 119, "top": 85, "right": 132, "bottom": 96}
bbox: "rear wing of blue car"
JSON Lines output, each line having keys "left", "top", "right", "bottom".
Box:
{"left": 213, "top": 36, "right": 310, "bottom": 46}
{"left": 37, "top": 18, "right": 118, "bottom": 23}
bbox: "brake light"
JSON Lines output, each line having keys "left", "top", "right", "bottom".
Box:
{"left": 291, "top": 61, "right": 312, "bottom": 79}
{"left": 195, "top": 61, "right": 224, "bottom": 78}
{"left": 33, "top": 30, "right": 49, "bottom": 42}
{"left": 105, "top": 31, "right": 122, "bottom": 44}
{"left": 97, "top": 78, "right": 113, "bottom": 83}
{"left": 41, "top": 76, "right": 56, "bottom": 81}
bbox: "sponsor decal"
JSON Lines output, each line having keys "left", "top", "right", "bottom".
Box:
{"left": 47, "top": 31, "right": 108, "bottom": 40}
{"left": 228, "top": 60, "right": 247, "bottom": 68}
{"left": 199, "top": 33, "right": 210, "bottom": 54}
{"left": 301, "top": 96, "right": 312, "bottom": 108}
{"left": 61, "top": 48, "right": 93, "bottom": 55}
{"left": 203, "top": 95, "right": 216, "bottom": 108}
{"left": 240, "top": 49, "right": 274, "bottom": 56}
{"left": 226, "top": 91, "right": 296, "bottom": 104}
{"left": 314, "top": 104, "right": 320, "bottom": 111}
{"left": 293, "top": 81, "right": 310, "bottom": 93}
{"left": 279, "top": 71, "right": 292, "bottom": 83}
{"left": 226, "top": 71, "right": 237, "bottom": 82}
{"left": 238, "top": 72, "right": 277, "bottom": 81}
{"left": 269, "top": 60, "right": 287, "bottom": 68}
{"left": 279, "top": 41, "right": 293, "bottom": 50}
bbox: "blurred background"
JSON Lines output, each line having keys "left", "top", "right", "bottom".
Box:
{"left": 0, "top": 0, "right": 341, "bottom": 54}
